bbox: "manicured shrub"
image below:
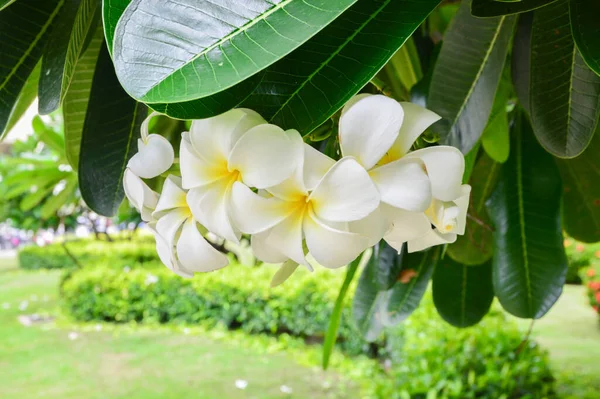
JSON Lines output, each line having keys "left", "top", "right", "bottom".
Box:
{"left": 564, "top": 238, "right": 600, "bottom": 284}
{"left": 582, "top": 264, "right": 600, "bottom": 315}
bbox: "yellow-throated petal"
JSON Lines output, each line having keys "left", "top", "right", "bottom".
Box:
{"left": 153, "top": 175, "right": 187, "bottom": 217}
{"left": 303, "top": 144, "right": 335, "bottom": 191}
{"left": 176, "top": 218, "right": 229, "bottom": 273}
{"left": 265, "top": 208, "right": 307, "bottom": 267}
{"left": 180, "top": 132, "right": 228, "bottom": 189}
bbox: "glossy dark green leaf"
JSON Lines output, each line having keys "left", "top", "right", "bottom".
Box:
{"left": 0, "top": 0, "right": 17, "bottom": 11}
{"left": 428, "top": 0, "right": 515, "bottom": 154}
{"left": 448, "top": 153, "right": 499, "bottom": 265}
{"left": 511, "top": 12, "right": 532, "bottom": 113}
{"left": 487, "top": 114, "right": 567, "bottom": 319}
{"left": 112, "top": 0, "right": 357, "bottom": 103}
{"left": 569, "top": 0, "right": 600, "bottom": 76}
{"left": 38, "top": 0, "right": 99, "bottom": 114}
{"left": 433, "top": 258, "right": 494, "bottom": 328}
{"left": 79, "top": 44, "right": 147, "bottom": 216}
{"left": 242, "top": 0, "right": 441, "bottom": 135}
{"left": 557, "top": 128, "right": 600, "bottom": 243}
{"left": 323, "top": 256, "right": 361, "bottom": 370}
{"left": 481, "top": 72, "right": 511, "bottom": 163}
{"left": 471, "top": 0, "right": 557, "bottom": 17}
{"left": 382, "top": 248, "right": 439, "bottom": 326}
{"left": 352, "top": 252, "right": 387, "bottom": 342}
{"left": 375, "top": 242, "right": 404, "bottom": 291}
{"left": 0, "top": 0, "right": 64, "bottom": 136}
{"left": 1, "top": 63, "right": 40, "bottom": 140}
{"left": 63, "top": 26, "right": 104, "bottom": 169}
{"left": 102, "top": 0, "right": 130, "bottom": 54}
{"left": 529, "top": 0, "right": 600, "bottom": 158}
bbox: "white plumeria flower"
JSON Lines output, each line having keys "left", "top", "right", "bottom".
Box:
{"left": 127, "top": 112, "right": 175, "bottom": 179}
{"left": 123, "top": 169, "right": 158, "bottom": 222}
{"left": 180, "top": 109, "right": 304, "bottom": 243}
{"left": 230, "top": 145, "right": 380, "bottom": 269}
{"left": 150, "top": 175, "right": 228, "bottom": 277}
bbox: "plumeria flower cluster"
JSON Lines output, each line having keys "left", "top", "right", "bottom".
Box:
{"left": 123, "top": 95, "right": 470, "bottom": 283}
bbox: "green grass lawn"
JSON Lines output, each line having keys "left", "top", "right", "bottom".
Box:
{"left": 0, "top": 264, "right": 352, "bottom": 399}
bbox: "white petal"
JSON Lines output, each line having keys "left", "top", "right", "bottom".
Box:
{"left": 230, "top": 182, "right": 294, "bottom": 234}
{"left": 176, "top": 218, "right": 229, "bottom": 273}
{"left": 369, "top": 158, "right": 431, "bottom": 212}
{"left": 309, "top": 157, "right": 380, "bottom": 223}
{"left": 155, "top": 209, "right": 188, "bottom": 247}
{"left": 387, "top": 102, "right": 441, "bottom": 159}
{"left": 304, "top": 209, "right": 369, "bottom": 269}
{"left": 303, "top": 144, "right": 335, "bottom": 191}
{"left": 186, "top": 179, "right": 240, "bottom": 243}
{"left": 405, "top": 146, "right": 465, "bottom": 202}
{"left": 266, "top": 167, "right": 307, "bottom": 201}
{"left": 123, "top": 169, "right": 158, "bottom": 222}
{"left": 270, "top": 260, "right": 300, "bottom": 287}
{"left": 407, "top": 229, "right": 457, "bottom": 253}
{"left": 180, "top": 132, "right": 228, "bottom": 189}
{"left": 383, "top": 207, "right": 432, "bottom": 252}
{"left": 251, "top": 230, "right": 290, "bottom": 264}
{"left": 340, "top": 93, "right": 373, "bottom": 115}
{"left": 229, "top": 125, "right": 303, "bottom": 189}
{"left": 153, "top": 175, "right": 187, "bottom": 216}
{"left": 139, "top": 111, "right": 161, "bottom": 141}
{"left": 150, "top": 226, "right": 193, "bottom": 278}
{"left": 127, "top": 134, "right": 174, "bottom": 179}
{"left": 454, "top": 185, "right": 471, "bottom": 235}
{"left": 349, "top": 205, "right": 389, "bottom": 247}
{"left": 338, "top": 94, "right": 403, "bottom": 170}
{"left": 189, "top": 109, "right": 265, "bottom": 165}
{"left": 265, "top": 208, "right": 307, "bottom": 266}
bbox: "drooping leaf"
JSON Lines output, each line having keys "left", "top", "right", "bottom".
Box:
{"left": 63, "top": 26, "right": 104, "bottom": 169}
{"left": 432, "top": 257, "right": 494, "bottom": 328}
{"left": 557, "top": 128, "right": 600, "bottom": 243}
{"left": 79, "top": 44, "right": 147, "bottom": 216}
{"left": 428, "top": 0, "right": 515, "bottom": 154}
{"left": 529, "top": 0, "right": 600, "bottom": 158}
{"left": 0, "top": 0, "right": 64, "bottom": 135}
{"left": 481, "top": 71, "right": 511, "bottom": 163}
{"left": 487, "top": 113, "right": 567, "bottom": 319}
{"left": 375, "top": 242, "right": 405, "bottom": 291}
{"left": 102, "top": 0, "right": 131, "bottom": 54}
{"left": 242, "top": 0, "right": 441, "bottom": 135}
{"left": 112, "top": 0, "right": 358, "bottom": 103}
{"left": 448, "top": 153, "right": 499, "bottom": 265}
{"left": 38, "top": 0, "right": 99, "bottom": 114}
{"left": 40, "top": 174, "right": 78, "bottom": 219}
{"left": 471, "top": 0, "right": 558, "bottom": 17}
{"left": 352, "top": 252, "right": 387, "bottom": 342}
{"left": 2, "top": 62, "right": 40, "bottom": 140}
{"left": 569, "top": 0, "right": 600, "bottom": 76}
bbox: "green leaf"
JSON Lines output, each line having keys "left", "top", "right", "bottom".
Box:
{"left": 32, "top": 116, "right": 65, "bottom": 154}
{"left": 112, "top": 0, "right": 358, "bottom": 103}
{"left": 40, "top": 174, "right": 78, "bottom": 219}
{"left": 1, "top": 62, "right": 40, "bottom": 140}
{"left": 38, "top": 0, "right": 99, "bottom": 114}
{"left": 375, "top": 242, "right": 404, "bottom": 291}
{"left": 102, "top": 0, "right": 131, "bottom": 54}
{"left": 0, "top": 0, "right": 17, "bottom": 11}
{"left": 322, "top": 255, "right": 361, "bottom": 370}
{"left": 481, "top": 71, "right": 511, "bottom": 163}
{"left": 20, "top": 184, "right": 57, "bottom": 212}
{"left": 529, "top": 0, "right": 600, "bottom": 158}
{"left": 382, "top": 248, "right": 439, "bottom": 326}
{"left": 428, "top": 0, "right": 515, "bottom": 154}
{"left": 63, "top": 26, "right": 104, "bottom": 169}
{"left": 432, "top": 258, "right": 494, "bottom": 328}
{"left": 570, "top": 0, "right": 600, "bottom": 76}
{"left": 0, "top": 0, "right": 65, "bottom": 135}
{"left": 352, "top": 251, "right": 387, "bottom": 342}
{"left": 79, "top": 44, "right": 147, "bottom": 216}
{"left": 487, "top": 113, "right": 567, "bottom": 319}
{"left": 448, "top": 153, "right": 499, "bottom": 265}
{"left": 471, "top": 0, "right": 558, "bottom": 17}
{"left": 242, "top": 0, "right": 441, "bottom": 135}
{"left": 511, "top": 12, "right": 532, "bottom": 113}
{"left": 556, "top": 128, "right": 600, "bottom": 243}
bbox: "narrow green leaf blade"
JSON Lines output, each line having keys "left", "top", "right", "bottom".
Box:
{"left": 433, "top": 258, "right": 494, "bottom": 328}
{"left": 112, "top": 0, "right": 358, "bottom": 103}
{"left": 481, "top": 72, "right": 511, "bottom": 163}
{"left": 487, "top": 113, "right": 567, "bottom": 319}
{"left": 375, "top": 242, "right": 404, "bottom": 291}
{"left": 0, "top": 0, "right": 17, "bottom": 11}
{"left": 40, "top": 174, "right": 78, "bottom": 219}
{"left": 63, "top": 26, "right": 104, "bottom": 169}
{"left": 242, "top": 0, "right": 441, "bottom": 135}
{"left": 79, "top": 44, "right": 147, "bottom": 216}
{"left": 556, "top": 128, "right": 600, "bottom": 243}
{"left": 569, "top": 0, "right": 600, "bottom": 76}
{"left": 2, "top": 62, "right": 40, "bottom": 140}
{"left": 471, "top": 0, "right": 558, "bottom": 17}
{"left": 530, "top": 0, "right": 600, "bottom": 158}
{"left": 102, "top": 0, "right": 131, "bottom": 54}
{"left": 0, "top": 0, "right": 64, "bottom": 135}
{"left": 428, "top": 0, "right": 515, "bottom": 154}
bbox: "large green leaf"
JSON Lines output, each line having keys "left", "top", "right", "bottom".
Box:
{"left": 511, "top": 12, "right": 532, "bottom": 113}
{"left": 38, "top": 0, "right": 99, "bottom": 114}
{"left": 242, "top": 0, "right": 441, "bottom": 135}
{"left": 1, "top": 62, "right": 40, "bottom": 140}
{"left": 0, "top": 0, "right": 17, "bottom": 11}
{"left": 102, "top": 0, "right": 131, "bottom": 54}
{"left": 569, "top": 0, "right": 600, "bottom": 76}
{"left": 433, "top": 258, "right": 494, "bottom": 328}
{"left": 529, "top": 0, "right": 600, "bottom": 158}
{"left": 352, "top": 252, "right": 387, "bottom": 342}
{"left": 0, "top": 0, "right": 64, "bottom": 135}
{"left": 557, "top": 128, "right": 600, "bottom": 243}
{"left": 447, "top": 153, "right": 499, "bottom": 265}
{"left": 428, "top": 0, "right": 515, "bottom": 154}
{"left": 481, "top": 71, "right": 511, "bottom": 163}
{"left": 63, "top": 27, "right": 104, "bottom": 169}
{"left": 374, "top": 242, "right": 404, "bottom": 291}
{"left": 112, "top": 0, "right": 358, "bottom": 103}
{"left": 487, "top": 113, "right": 567, "bottom": 319}
{"left": 79, "top": 44, "right": 147, "bottom": 216}
{"left": 40, "top": 174, "right": 78, "bottom": 219}
{"left": 471, "top": 0, "right": 557, "bottom": 17}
